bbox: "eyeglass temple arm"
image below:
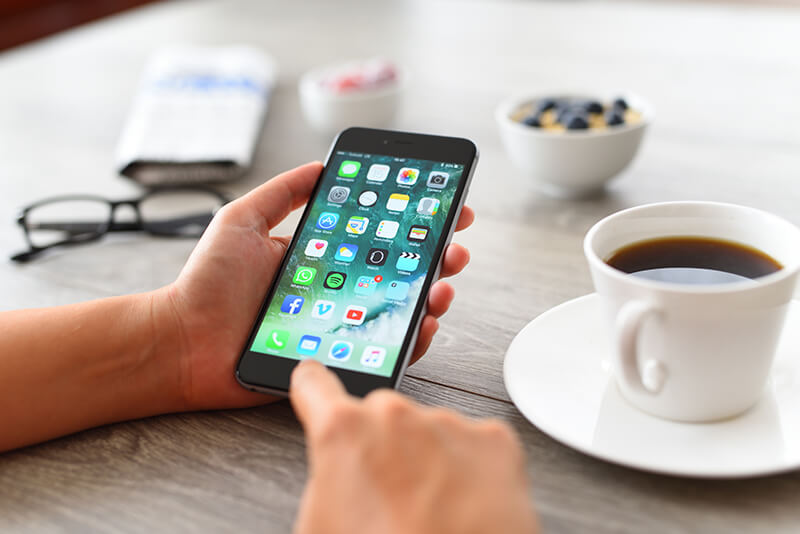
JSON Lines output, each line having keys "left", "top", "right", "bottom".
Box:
{"left": 27, "top": 213, "right": 213, "bottom": 233}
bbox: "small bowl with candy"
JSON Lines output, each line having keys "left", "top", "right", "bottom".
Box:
{"left": 299, "top": 58, "right": 404, "bottom": 135}
{"left": 496, "top": 93, "right": 652, "bottom": 198}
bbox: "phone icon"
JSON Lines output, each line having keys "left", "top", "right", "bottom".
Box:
{"left": 417, "top": 197, "right": 440, "bottom": 216}
{"left": 266, "top": 329, "right": 290, "bottom": 351}
{"left": 338, "top": 160, "right": 361, "bottom": 178}
{"left": 361, "top": 346, "right": 386, "bottom": 368}
{"left": 328, "top": 186, "right": 350, "bottom": 203}
{"left": 343, "top": 305, "right": 367, "bottom": 326}
{"left": 386, "top": 193, "right": 409, "bottom": 212}
{"left": 396, "top": 167, "right": 419, "bottom": 185}
{"left": 346, "top": 216, "right": 369, "bottom": 235}
{"left": 375, "top": 220, "right": 399, "bottom": 239}
{"left": 329, "top": 341, "right": 354, "bottom": 362}
{"left": 312, "top": 300, "right": 336, "bottom": 320}
{"left": 334, "top": 243, "right": 358, "bottom": 262}
{"left": 304, "top": 239, "right": 328, "bottom": 257}
{"left": 367, "top": 164, "right": 390, "bottom": 182}
{"left": 324, "top": 271, "right": 347, "bottom": 290}
{"left": 396, "top": 252, "right": 421, "bottom": 272}
{"left": 280, "top": 295, "right": 305, "bottom": 314}
{"left": 316, "top": 212, "right": 339, "bottom": 231}
{"left": 297, "top": 335, "right": 322, "bottom": 356}
{"left": 292, "top": 266, "right": 317, "bottom": 286}
{"left": 407, "top": 225, "right": 430, "bottom": 242}
{"left": 366, "top": 248, "right": 388, "bottom": 266}
{"left": 385, "top": 280, "right": 410, "bottom": 301}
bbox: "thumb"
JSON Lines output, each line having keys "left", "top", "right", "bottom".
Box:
{"left": 235, "top": 161, "right": 323, "bottom": 232}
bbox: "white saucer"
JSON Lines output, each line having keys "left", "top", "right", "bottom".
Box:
{"left": 504, "top": 294, "right": 800, "bottom": 478}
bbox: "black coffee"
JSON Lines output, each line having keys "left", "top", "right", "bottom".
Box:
{"left": 606, "top": 237, "right": 782, "bottom": 284}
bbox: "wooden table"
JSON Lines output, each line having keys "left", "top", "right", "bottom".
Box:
{"left": 2, "top": 0, "right": 800, "bottom": 531}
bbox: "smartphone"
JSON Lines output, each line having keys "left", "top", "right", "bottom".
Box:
{"left": 235, "top": 127, "right": 478, "bottom": 396}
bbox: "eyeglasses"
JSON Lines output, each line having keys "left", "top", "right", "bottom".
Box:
{"left": 11, "top": 187, "right": 230, "bottom": 262}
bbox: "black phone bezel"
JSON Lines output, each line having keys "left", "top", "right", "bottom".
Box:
{"left": 235, "top": 127, "right": 477, "bottom": 397}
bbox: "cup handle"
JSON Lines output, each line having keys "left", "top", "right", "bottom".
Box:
{"left": 615, "top": 301, "right": 667, "bottom": 395}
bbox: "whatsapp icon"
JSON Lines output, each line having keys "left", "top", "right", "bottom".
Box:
{"left": 292, "top": 266, "right": 317, "bottom": 286}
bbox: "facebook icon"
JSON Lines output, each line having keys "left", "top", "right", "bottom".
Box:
{"left": 280, "top": 295, "right": 305, "bottom": 315}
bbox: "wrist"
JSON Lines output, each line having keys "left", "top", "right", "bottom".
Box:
{"left": 141, "top": 285, "right": 192, "bottom": 414}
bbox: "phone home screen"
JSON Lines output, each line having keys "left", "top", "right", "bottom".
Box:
{"left": 249, "top": 151, "right": 464, "bottom": 377}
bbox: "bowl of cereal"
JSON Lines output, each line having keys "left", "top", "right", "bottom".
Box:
{"left": 299, "top": 58, "right": 404, "bottom": 135}
{"left": 495, "top": 93, "right": 652, "bottom": 198}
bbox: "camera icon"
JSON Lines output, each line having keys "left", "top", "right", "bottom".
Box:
{"left": 426, "top": 172, "right": 449, "bottom": 189}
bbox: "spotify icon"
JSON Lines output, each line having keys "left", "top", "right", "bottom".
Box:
{"left": 324, "top": 271, "right": 347, "bottom": 290}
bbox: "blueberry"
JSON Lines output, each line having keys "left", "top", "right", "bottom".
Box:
{"left": 522, "top": 114, "right": 541, "bottom": 127}
{"left": 565, "top": 114, "right": 590, "bottom": 130}
{"left": 612, "top": 97, "right": 629, "bottom": 111}
{"left": 536, "top": 98, "right": 558, "bottom": 113}
{"left": 605, "top": 110, "right": 625, "bottom": 126}
{"left": 557, "top": 105, "right": 585, "bottom": 123}
{"left": 581, "top": 100, "right": 604, "bottom": 114}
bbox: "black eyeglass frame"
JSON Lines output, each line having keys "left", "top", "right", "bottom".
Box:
{"left": 11, "top": 186, "right": 230, "bottom": 263}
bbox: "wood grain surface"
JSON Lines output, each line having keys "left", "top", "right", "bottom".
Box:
{"left": 2, "top": 0, "right": 800, "bottom": 532}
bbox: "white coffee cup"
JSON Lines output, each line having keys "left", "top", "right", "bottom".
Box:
{"left": 584, "top": 201, "right": 800, "bottom": 422}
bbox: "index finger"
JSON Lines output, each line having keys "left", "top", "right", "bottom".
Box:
{"left": 289, "top": 359, "right": 350, "bottom": 432}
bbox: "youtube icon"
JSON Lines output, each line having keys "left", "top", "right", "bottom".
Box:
{"left": 343, "top": 305, "right": 367, "bottom": 326}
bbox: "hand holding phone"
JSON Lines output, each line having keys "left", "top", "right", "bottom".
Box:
{"left": 236, "top": 128, "right": 478, "bottom": 396}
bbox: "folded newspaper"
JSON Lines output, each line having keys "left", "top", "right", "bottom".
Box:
{"left": 116, "top": 46, "right": 276, "bottom": 185}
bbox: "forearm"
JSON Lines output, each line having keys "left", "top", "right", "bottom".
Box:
{"left": 0, "top": 290, "right": 183, "bottom": 452}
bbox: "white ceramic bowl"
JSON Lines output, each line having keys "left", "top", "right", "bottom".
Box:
{"left": 495, "top": 93, "right": 653, "bottom": 198}
{"left": 299, "top": 62, "right": 404, "bottom": 135}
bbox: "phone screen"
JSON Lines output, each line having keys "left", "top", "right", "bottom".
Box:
{"left": 247, "top": 150, "right": 465, "bottom": 377}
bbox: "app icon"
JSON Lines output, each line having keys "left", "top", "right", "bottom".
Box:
{"left": 297, "top": 335, "right": 322, "bottom": 356}
{"left": 324, "top": 271, "right": 347, "bottom": 290}
{"left": 343, "top": 305, "right": 367, "bottom": 326}
{"left": 417, "top": 197, "right": 440, "bottom": 216}
{"left": 407, "top": 225, "right": 430, "bottom": 242}
{"left": 316, "top": 212, "right": 339, "bottom": 231}
{"left": 396, "top": 252, "right": 421, "bottom": 272}
{"left": 367, "top": 164, "right": 390, "bottom": 182}
{"left": 292, "top": 266, "right": 317, "bottom": 286}
{"left": 334, "top": 243, "right": 358, "bottom": 262}
{"left": 338, "top": 160, "right": 361, "bottom": 178}
{"left": 328, "top": 186, "right": 350, "bottom": 203}
{"left": 265, "top": 329, "right": 290, "bottom": 351}
{"left": 358, "top": 190, "right": 378, "bottom": 207}
{"left": 386, "top": 193, "right": 409, "bottom": 212}
{"left": 354, "top": 275, "right": 380, "bottom": 296}
{"left": 329, "top": 341, "right": 353, "bottom": 362}
{"left": 304, "top": 239, "right": 328, "bottom": 257}
{"left": 385, "top": 280, "right": 410, "bottom": 301}
{"left": 312, "top": 300, "right": 336, "bottom": 320}
{"left": 346, "top": 216, "right": 369, "bottom": 235}
{"left": 396, "top": 167, "right": 419, "bottom": 185}
{"left": 426, "top": 171, "right": 450, "bottom": 189}
{"left": 376, "top": 220, "right": 399, "bottom": 239}
{"left": 280, "top": 295, "right": 305, "bottom": 314}
{"left": 366, "top": 248, "right": 389, "bottom": 266}
{"left": 361, "top": 346, "right": 387, "bottom": 368}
